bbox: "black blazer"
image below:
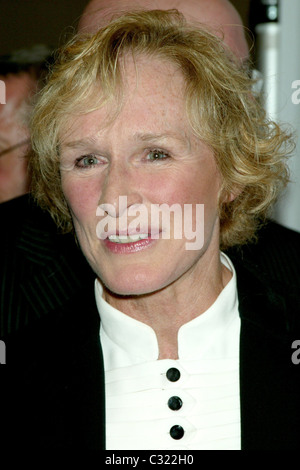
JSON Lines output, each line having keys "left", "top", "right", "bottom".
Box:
{"left": 1, "top": 195, "right": 300, "bottom": 450}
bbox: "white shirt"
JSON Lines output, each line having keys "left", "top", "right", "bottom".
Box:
{"left": 95, "top": 253, "right": 241, "bottom": 450}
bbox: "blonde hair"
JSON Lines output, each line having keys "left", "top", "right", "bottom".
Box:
{"left": 29, "top": 9, "right": 293, "bottom": 249}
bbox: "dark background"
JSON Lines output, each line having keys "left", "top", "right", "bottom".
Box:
{"left": 0, "top": 0, "right": 250, "bottom": 55}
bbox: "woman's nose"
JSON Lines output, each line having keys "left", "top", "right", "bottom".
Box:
{"left": 98, "top": 163, "right": 143, "bottom": 218}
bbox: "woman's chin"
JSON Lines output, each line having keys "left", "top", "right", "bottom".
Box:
{"left": 99, "top": 266, "right": 169, "bottom": 297}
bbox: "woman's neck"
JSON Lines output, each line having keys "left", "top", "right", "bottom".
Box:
{"left": 102, "top": 251, "right": 232, "bottom": 359}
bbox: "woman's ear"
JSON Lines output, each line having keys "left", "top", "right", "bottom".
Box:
{"left": 224, "top": 184, "right": 244, "bottom": 203}
{"left": 219, "top": 184, "right": 243, "bottom": 205}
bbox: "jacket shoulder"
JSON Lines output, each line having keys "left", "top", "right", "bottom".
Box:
{"left": 226, "top": 220, "right": 300, "bottom": 288}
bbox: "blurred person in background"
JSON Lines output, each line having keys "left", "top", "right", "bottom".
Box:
{"left": 79, "top": 0, "right": 249, "bottom": 61}
{"left": 0, "top": 44, "right": 94, "bottom": 341}
{"left": 0, "top": 45, "right": 52, "bottom": 203}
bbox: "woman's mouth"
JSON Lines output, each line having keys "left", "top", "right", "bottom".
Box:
{"left": 103, "top": 232, "right": 159, "bottom": 254}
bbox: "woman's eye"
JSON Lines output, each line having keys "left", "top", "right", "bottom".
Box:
{"left": 146, "top": 150, "right": 169, "bottom": 161}
{"left": 75, "top": 155, "right": 101, "bottom": 168}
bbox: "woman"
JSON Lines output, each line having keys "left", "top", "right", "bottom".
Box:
{"left": 28, "top": 10, "right": 299, "bottom": 450}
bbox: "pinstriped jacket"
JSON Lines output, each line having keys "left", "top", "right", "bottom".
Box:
{"left": 1, "top": 195, "right": 300, "bottom": 450}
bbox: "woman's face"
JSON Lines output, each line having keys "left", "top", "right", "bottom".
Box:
{"left": 60, "top": 55, "right": 222, "bottom": 296}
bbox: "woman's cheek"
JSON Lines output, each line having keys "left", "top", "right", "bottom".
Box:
{"left": 62, "top": 175, "right": 101, "bottom": 222}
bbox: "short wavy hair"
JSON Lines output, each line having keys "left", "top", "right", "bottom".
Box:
{"left": 29, "top": 9, "right": 293, "bottom": 249}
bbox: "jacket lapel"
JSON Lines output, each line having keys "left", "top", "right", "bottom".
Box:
{"left": 2, "top": 195, "right": 94, "bottom": 335}
{"left": 4, "top": 279, "right": 105, "bottom": 449}
{"left": 234, "top": 259, "right": 300, "bottom": 450}
{"left": 19, "top": 199, "right": 94, "bottom": 314}
{"left": 1, "top": 196, "right": 105, "bottom": 448}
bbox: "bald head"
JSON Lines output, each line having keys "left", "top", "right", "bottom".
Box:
{"left": 78, "top": 0, "right": 248, "bottom": 61}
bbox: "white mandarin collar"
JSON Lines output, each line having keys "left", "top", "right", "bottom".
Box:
{"left": 95, "top": 253, "right": 239, "bottom": 368}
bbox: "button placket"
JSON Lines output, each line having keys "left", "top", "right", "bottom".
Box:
{"left": 165, "top": 367, "right": 185, "bottom": 440}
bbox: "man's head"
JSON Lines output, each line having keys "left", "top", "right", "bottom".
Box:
{"left": 78, "top": 0, "right": 249, "bottom": 61}
{"left": 0, "top": 45, "right": 52, "bottom": 203}
{"left": 0, "top": 72, "right": 34, "bottom": 203}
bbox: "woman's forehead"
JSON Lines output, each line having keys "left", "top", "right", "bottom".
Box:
{"left": 119, "top": 53, "right": 186, "bottom": 97}
{"left": 61, "top": 55, "right": 188, "bottom": 140}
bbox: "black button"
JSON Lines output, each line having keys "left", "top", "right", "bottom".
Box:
{"left": 170, "top": 425, "right": 184, "bottom": 440}
{"left": 166, "top": 368, "right": 181, "bottom": 382}
{"left": 168, "top": 396, "right": 183, "bottom": 411}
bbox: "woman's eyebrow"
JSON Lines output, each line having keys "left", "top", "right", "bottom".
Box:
{"left": 133, "top": 131, "right": 191, "bottom": 148}
{"left": 62, "top": 136, "right": 99, "bottom": 150}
